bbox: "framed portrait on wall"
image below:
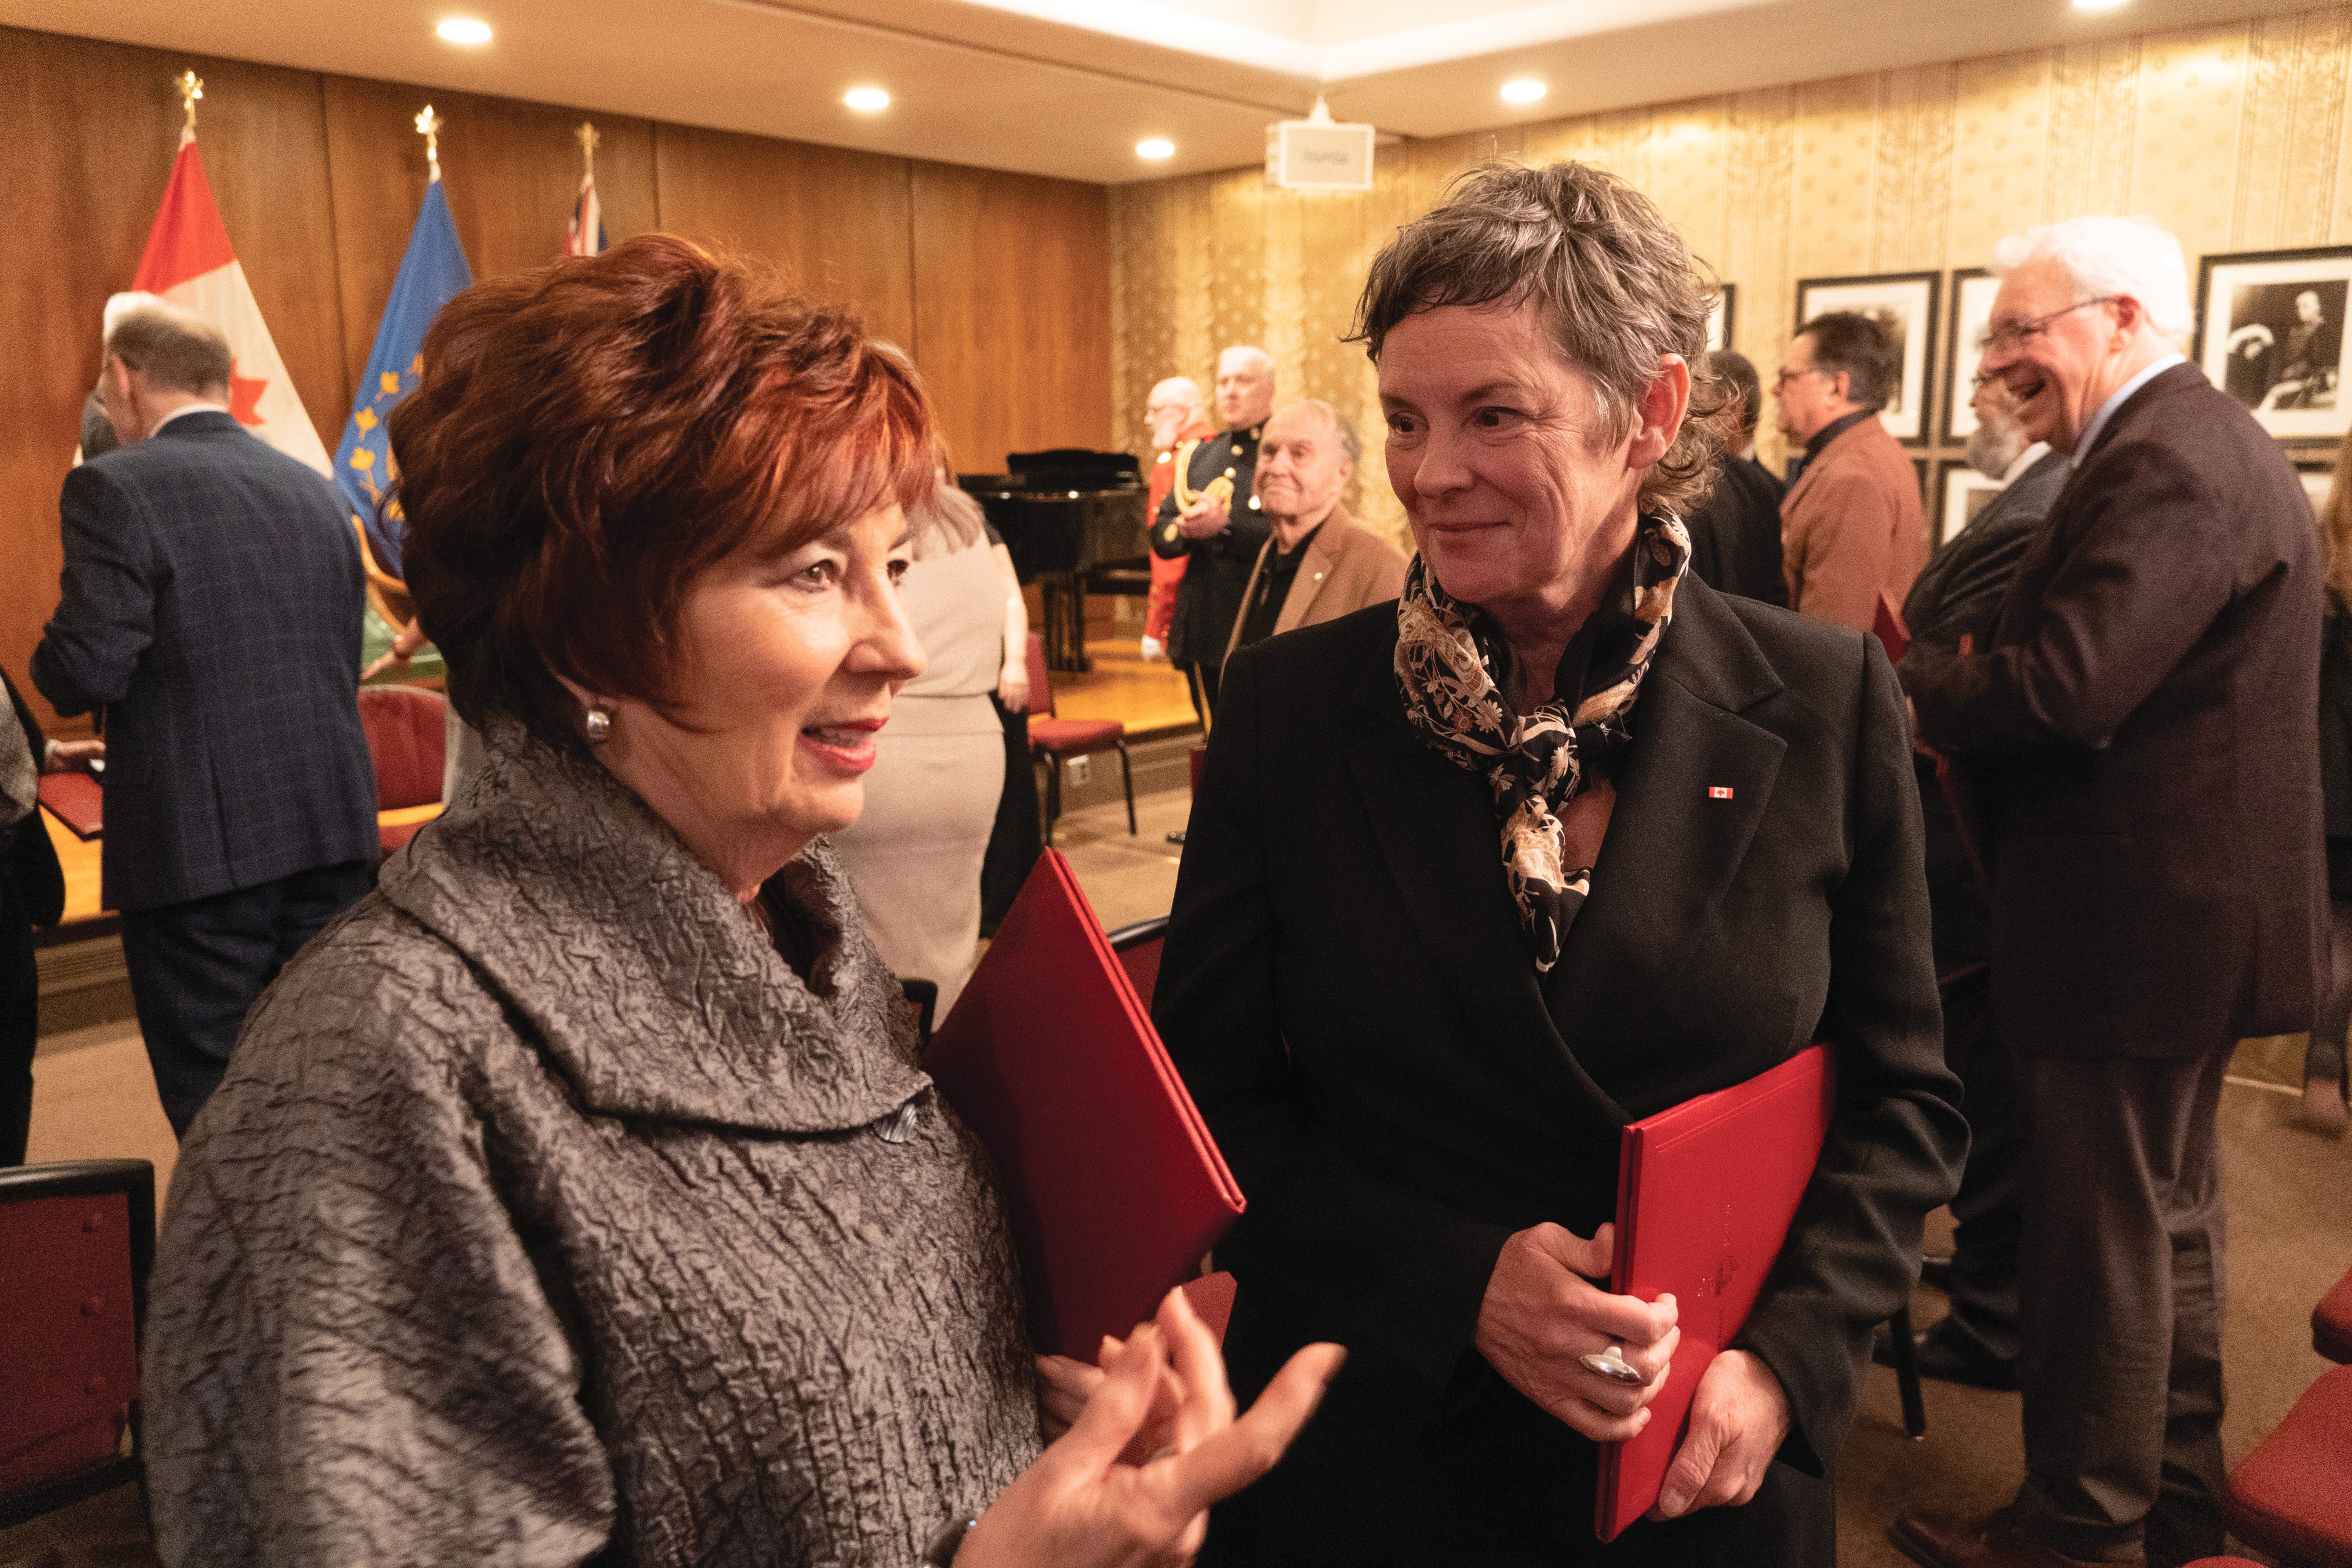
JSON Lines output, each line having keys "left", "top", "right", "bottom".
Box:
{"left": 1934, "top": 458, "right": 2005, "bottom": 548}
{"left": 1943, "top": 269, "right": 1999, "bottom": 445}
{"left": 2195, "top": 246, "right": 2352, "bottom": 446}
{"left": 2297, "top": 459, "right": 2337, "bottom": 518}
{"left": 1795, "top": 272, "right": 1940, "bottom": 446}
{"left": 1911, "top": 456, "right": 1930, "bottom": 514}
{"left": 1708, "top": 284, "right": 1737, "bottom": 353}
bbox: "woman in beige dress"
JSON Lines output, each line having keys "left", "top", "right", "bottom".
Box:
{"left": 829, "top": 473, "right": 1026, "bottom": 1011}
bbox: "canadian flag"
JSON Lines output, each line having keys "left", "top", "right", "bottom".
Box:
{"left": 130, "top": 136, "right": 331, "bottom": 477}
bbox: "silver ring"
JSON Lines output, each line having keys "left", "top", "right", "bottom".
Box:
{"left": 1579, "top": 1343, "right": 1647, "bottom": 1385}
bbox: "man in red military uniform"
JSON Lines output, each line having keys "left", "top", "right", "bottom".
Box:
{"left": 1142, "top": 375, "right": 1213, "bottom": 671}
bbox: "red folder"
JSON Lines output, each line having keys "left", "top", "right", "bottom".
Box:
{"left": 37, "top": 773, "right": 102, "bottom": 840}
{"left": 1595, "top": 1045, "right": 1833, "bottom": 1543}
{"left": 925, "top": 850, "right": 1245, "bottom": 1357}
{"left": 1872, "top": 591, "right": 1910, "bottom": 663}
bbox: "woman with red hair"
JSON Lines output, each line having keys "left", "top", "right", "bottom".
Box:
{"left": 140, "top": 234, "right": 1337, "bottom": 1568}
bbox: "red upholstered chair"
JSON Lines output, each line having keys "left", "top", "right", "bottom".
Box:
{"left": 2315, "top": 1263, "right": 2352, "bottom": 1365}
{"left": 357, "top": 684, "right": 450, "bottom": 859}
{"left": 1025, "top": 633, "right": 1134, "bottom": 844}
{"left": 0, "top": 1160, "right": 154, "bottom": 1528}
{"left": 1106, "top": 916, "right": 1167, "bottom": 1010}
{"left": 2220, "top": 1362, "right": 2352, "bottom": 1567}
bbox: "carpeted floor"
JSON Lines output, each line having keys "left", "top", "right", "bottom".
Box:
{"left": 7, "top": 786, "right": 2348, "bottom": 1567}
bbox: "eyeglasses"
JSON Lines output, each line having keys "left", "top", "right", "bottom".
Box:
{"left": 1978, "top": 296, "right": 2119, "bottom": 355}
{"left": 1771, "top": 365, "right": 1828, "bottom": 390}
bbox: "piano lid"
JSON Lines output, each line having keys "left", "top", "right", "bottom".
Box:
{"left": 1003, "top": 448, "right": 1141, "bottom": 492}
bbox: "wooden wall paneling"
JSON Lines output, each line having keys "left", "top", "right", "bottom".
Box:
{"left": 908, "top": 163, "right": 1111, "bottom": 468}
{"left": 652, "top": 122, "right": 916, "bottom": 350}
{"left": 0, "top": 29, "right": 341, "bottom": 735}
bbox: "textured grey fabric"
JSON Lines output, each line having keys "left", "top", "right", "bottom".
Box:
{"left": 145, "top": 719, "right": 1041, "bottom": 1566}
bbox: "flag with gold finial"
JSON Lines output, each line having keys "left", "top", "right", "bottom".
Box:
{"left": 566, "top": 121, "right": 606, "bottom": 258}
{"left": 126, "top": 71, "right": 332, "bottom": 476}
{"left": 334, "top": 104, "right": 472, "bottom": 609}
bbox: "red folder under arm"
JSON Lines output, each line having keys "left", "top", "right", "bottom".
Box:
{"left": 1595, "top": 1045, "right": 1833, "bottom": 1543}
{"left": 37, "top": 773, "right": 102, "bottom": 840}
{"left": 1872, "top": 592, "right": 1910, "bottom": 664}
{"left": 925, "top": 850, "right": 1245, "bottom": 1357}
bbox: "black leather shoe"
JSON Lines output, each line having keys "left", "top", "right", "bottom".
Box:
{"left": 1890, "top": 1506, "right": 2141, "bottom": 1568}
{"left": 1873, "top": 1319, "right": 2019, "bottom": 1391}
{"left": 1920, "top": 1248, "right": 1956, "bottom": 1293}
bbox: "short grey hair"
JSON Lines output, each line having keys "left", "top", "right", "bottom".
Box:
{"left": 1348, "top": 160, "right": 1724, "bottom": 515}
{"left": 105, "top": 302, "right": 231, "bottom": 396}
{"left": 1276, "top": 398, "right": 1361, "bottom": 466}
{"left": 1219, "top": 345, "right": 1275, "bottom": 379}
{"left": 1991, "top": 216, "right": 2194, "bottom": 347}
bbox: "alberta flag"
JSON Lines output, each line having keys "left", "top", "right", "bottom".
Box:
{"left": 565, "top": 165, "right": 605, "bottom": 257}
{"left": 132, "top": 137, "right": 330, "bottom": 476}
{"left": 336, "top": 178, "right": 472, "bottom": 585}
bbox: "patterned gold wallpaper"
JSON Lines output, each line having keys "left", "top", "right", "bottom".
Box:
{"left": 1109, "top": 5, "right": 2352, "bottom": 550}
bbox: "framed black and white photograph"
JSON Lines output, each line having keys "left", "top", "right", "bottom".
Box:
{"left": 1795, "top": 272, "right": 1940, "bottom": 446}
{"left": 1708, "top": 283, "right": 1737, "bottom": 354}
{"left": 1943, "top": 269, "right": 1999, "bottom": 445}
{"left": 1934, "top": 457, "right": 2005, "bottom": 548}
{"left": 2196, "top": 246, "right": 2352, "bottom": 446}
{"left": 2298, "top": 459, "right": 2337, "bottom": 519}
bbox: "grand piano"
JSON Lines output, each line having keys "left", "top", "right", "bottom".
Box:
{"left": 962, "top": 449, "right": 1148, "bottom": 672}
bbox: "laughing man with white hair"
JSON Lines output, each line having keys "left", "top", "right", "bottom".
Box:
{"left": 1897, "top": 218, "right": 2327, "bottom": 1568}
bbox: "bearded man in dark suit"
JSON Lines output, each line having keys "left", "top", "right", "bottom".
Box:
{"left": 1897, "top": 218, "right": 2325, "bottom": 1568}
{"left": 1876, "top": 377, "right": 2067, "bottom": 1396}
{"left": 34, "top": 303, "right": 378, "bottom": 1138}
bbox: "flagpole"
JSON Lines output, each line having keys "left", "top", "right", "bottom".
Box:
{"left": 415, "top": 105, "right": 442, "bottom": 184}
{"left": 577, "top": 121, "right": 599, "bottom": 179}
{"left": 176, "top": 71, "right": 203, "bottom": 149}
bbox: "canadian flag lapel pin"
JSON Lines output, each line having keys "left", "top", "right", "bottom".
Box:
{"left": 1707, "top": 786, "right": 1734, "bottom": 800}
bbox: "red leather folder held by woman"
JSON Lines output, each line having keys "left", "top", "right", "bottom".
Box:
{"left": 1594, "top": 1045, "right": 1833, "bottom": 1543}
{"left": 924, "top": 850, "right": 1245, "bottom": 1357}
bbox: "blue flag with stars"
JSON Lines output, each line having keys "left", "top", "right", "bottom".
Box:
{"left": 336, "top": 178, "right": 472, "bottom": 583}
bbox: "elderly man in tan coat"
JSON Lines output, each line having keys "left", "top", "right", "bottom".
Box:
{"left": 1775, "top": 311, "right": 1925, "bottom": 631}
{"left": 1223, "top": 399, "right": 1408, "bottom": 668}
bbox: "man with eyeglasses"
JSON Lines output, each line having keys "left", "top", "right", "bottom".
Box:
{"left": 1773, "top": 311, "right": 1926, "bottom": 631}
{"left": 1895, "top": 218, "right": 2325, "bottom": 1568}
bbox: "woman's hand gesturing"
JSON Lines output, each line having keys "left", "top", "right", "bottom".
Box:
{"left": 1473, "top": 1221, "right": 1679, "bottom": 1442}
{"left": 964, "top": 1285, "right": 1344, "bottom": 1568}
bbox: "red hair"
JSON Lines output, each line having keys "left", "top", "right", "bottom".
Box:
{"left": 389, "top": 233, "right": 936, "bottom": 746}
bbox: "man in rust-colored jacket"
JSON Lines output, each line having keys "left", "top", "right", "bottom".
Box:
{"left": 1775, "top": 311, "right": 1924, "bottom": 631}
{"left": 1221, "top": 401, "right": 1407, "bottom": 669}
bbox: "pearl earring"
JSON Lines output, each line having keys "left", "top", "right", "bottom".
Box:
{"left": 584, "top": 706, "right": 613, "bottom": 744}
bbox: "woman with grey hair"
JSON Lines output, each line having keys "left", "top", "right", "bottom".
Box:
{"left": 1154, "top": 160, "right": 1966, "bottom": 1563}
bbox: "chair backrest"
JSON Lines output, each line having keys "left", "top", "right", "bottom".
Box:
{"left": 1025, "top": 632, "right": 1056, "bottom": 720}
{"left": 357, "top": 685, "right": 450, "bottom": 811}
{"left": 1106, "top": 915, "right": 1169, "bottom": 1009}
{"left": 0, "top": 1160, "right": 154, "bottom": 1507}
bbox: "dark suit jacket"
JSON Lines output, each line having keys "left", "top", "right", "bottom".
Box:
{"left": 33, "top": 411, "right": 378, "bottom": 912}
{"left": 1685, "top": 454, "right": 1788, "bottom": 607}
{"left": 1894, "top": 450, "right": 2068, "bottom": 972}
{"left": 1149, "top": 424, "right": 1267, "bottom": 670}
{"left": 2, "top": 670, "right": 65, "bottom": 930}
{"left": 1907, "top": 363, "right": 2326, "bottom": 1058}
{"left": 1156, "top": 583, "right": 1966, "bottom": 1565}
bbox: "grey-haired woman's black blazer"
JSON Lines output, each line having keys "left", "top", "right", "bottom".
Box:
{"left": 1156, "top": 576, "right": 1967, "bottom": 1566}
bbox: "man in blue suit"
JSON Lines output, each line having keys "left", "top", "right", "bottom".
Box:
{"left": 35, "top": 302, "right": 378, "bottom": 1136}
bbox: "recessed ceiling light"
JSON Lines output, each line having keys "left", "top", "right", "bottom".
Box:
{"left": 1501, "top": 78, "right": 1547, "bottom": 104}
{"left": 844, "top": 87, "right": 891, "bottom": 113}
{"left": 435, "top": 17, "right": 493, "bottom": 44}
{"left": 1136, "top": 138, "right": 1175, "bottom": 160}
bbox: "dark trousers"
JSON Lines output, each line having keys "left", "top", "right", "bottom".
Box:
{"left": 1937, "top": 971, "right": 2024, "bottom": 1367}
{"left": 2011, "top": 1049, "right": 2230, "bottom": 1567}
{"left": 2308, "top": 896, "right": 2352, "bottom": 1087}
{"left": 1183, "top": 661, "right": 1223, "bottom": 728}
{"left": 979, "top": 695, "right": 1043, "bottom": 934}
{"left": 120, "top": 860, "right": 373, "bottom": 1138}
{"left": 0, "top": 886, "right": 33, "bottom": 1166}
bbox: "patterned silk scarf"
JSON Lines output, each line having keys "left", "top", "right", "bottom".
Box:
{"left": 1394, "top": 513, "right": 1692, "bottom": 971}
